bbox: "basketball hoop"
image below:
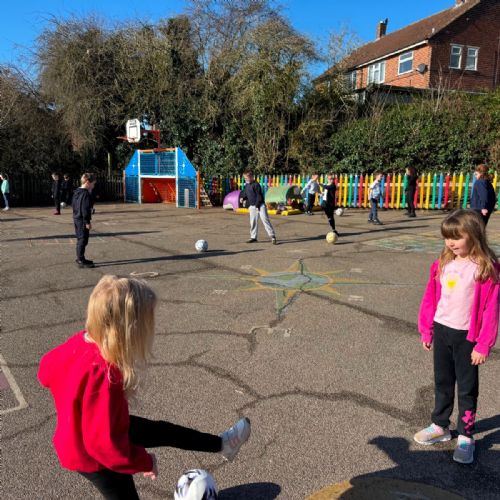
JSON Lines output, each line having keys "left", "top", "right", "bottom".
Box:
{"left": 126, "top": 119, "right": 141, "bottom": 143}
{"left": 118, "top": 118, "right": 161, "bottom": 148}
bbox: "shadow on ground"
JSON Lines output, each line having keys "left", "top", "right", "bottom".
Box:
{"left": 94, "top": 249, "right": 263, "bottom": 267}
{"left": 219, "top": 481, "right": 281, "bottom": 499}
{"left": 340, "top": 417, "right": 500, "bottom": 499}
{"left": 4, "top": 231, "right": 161, "bottom": 241}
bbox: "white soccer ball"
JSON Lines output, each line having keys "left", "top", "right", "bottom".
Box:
{"left": 60, "top": 202, "right": 66, "bottom": 208}
{"left": 326, "top": 231, "right": 338, "bottom": 244}
{"left": 335, "top": 207, "right": 344, "bottom": 216}
{"left": 174, "top": 469, "right": 218, "bottom": 500}
{"left": 195, "top": 240, "right": 208, "bottom": 252}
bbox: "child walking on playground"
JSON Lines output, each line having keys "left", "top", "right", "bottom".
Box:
{"left": 368, "top": 172, "right": 383, "bottom": 225}
{"left": 242, "top": 169, "right": 277, "bottom": 244}
{"left": 415, "top": 209, "right": 499, "bottom": 464}
{"left": 302, "top": 174, "right": 321, "bottom": 215}
{"left": 38, "top": 275, "right": 251, "bottom": 499}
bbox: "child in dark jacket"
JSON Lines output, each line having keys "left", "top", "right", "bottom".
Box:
{"left": 51, "top": 173, "right": 62, "bottom": 215}
{"left": 320, "top": 174, "right": 339, "bottom": 237}
{"left": 241, "top": 169, "right": 277, "bottom": 244}
{"left": 470, "top": 164, "right": 496, "bottom": 226}
{"left": 72, "top": 173, "right": 96, "bottom": 268}
{"left": 61, "top": 174, "right": 74, "bottom": 207}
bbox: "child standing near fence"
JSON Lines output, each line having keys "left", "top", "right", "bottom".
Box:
{"left": 470, "top": 164, "right": 496, "bottom": 227}
{"left": 51, "top": 172, "right": 62, "bottom": 215}
{"left": 368, "top": 172, "right": 383, "bottom": 225}
{"left": 302, "top": 174, "right": 321, "bottom": 215}
{"left": 1, "top": 173, "right": 10, "bottom": 211}
{"left": 38, "top": 275, "right": 251, "bottom": 499}
{"left": 415, "top": 209, "right": 499, "bottom": 464}
{"left": 242, "top": 169, "right": 277, "bottom": 245}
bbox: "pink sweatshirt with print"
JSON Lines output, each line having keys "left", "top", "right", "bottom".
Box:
{"left": 418, "top": 259, "right": 500, "bottom": 356}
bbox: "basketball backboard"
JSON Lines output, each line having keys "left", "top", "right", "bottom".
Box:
{"left": 126, "top": 119, "right": 141, "bottom": 143}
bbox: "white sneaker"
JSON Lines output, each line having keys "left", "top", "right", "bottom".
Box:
{"left": 220, "top": 417, "right": 251, "bottom": 461}
{"left": 3, "top": 207, "right": 9, "bottom": 211}
{"left": 453, "top": 435, "right": 475, "bottom": 464}
{"left": 414, "top": 423, "right": 452, "bottom": 445}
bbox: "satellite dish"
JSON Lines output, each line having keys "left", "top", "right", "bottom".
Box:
{"left": 416, "top": 64, "right": 428, "bottom": 74}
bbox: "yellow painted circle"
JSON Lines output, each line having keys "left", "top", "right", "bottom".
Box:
{"left": 307, "top": 477, "right": 464, "bottom": 500}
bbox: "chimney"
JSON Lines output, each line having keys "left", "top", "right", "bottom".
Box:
{"left": 376, "top": 18, "right": 388, "bottom": 39}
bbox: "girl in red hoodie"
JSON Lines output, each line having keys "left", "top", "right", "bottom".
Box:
{"left": 38, "top": 275, "right": 251, "bottom": 499}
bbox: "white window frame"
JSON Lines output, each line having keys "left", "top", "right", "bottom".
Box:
{"left": 398, "top": 51, "right": 414, "bottom": 75}
{"left": 367, "top": 61, "right": 386, "bottom": 84}
{"left": 465, "top": 46, "right": 479, "bottom": 71}
{"left": 345, "top": 70, "right": 357, "bottom": 90}
{"left": 450, "top": 44, "right": 463, "bottom": 69}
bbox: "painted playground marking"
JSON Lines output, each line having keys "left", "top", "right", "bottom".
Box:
{"left": 307, "top": 478, "right": 464, "bottom": 500}
{"left": 202, "top": 260, "right": 370, "bottom": 317}
{"left": 249, "top": 325, "right": 293, "bottom": 338}
{"left": 130, "top": 271, "right": 159, "bottom": 278}
{"left": 0, "top": 353, "right": 28, "bottom": 415}
{"left": 348, "top": 295, "right": 364, "bottom": 302}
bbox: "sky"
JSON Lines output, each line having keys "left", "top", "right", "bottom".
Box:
{"left": 1, "top": 0, "right": 454, "bottom": 76}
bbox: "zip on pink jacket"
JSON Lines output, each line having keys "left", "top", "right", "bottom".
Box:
{"left": 418, "top": 259, "right": 500, "bottom": 357}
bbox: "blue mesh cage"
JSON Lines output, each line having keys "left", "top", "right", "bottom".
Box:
{"left": 139, "top": 153, "right": 156, "bottom": 175}
{"left": 124, "top": 148, "right": 197, "bottom": 208}
{"left": 158, "top": 151, "right": 176, "bottom": 175}
{"left": 125, "top": 176, "right": 139, "bottom": 202}
{"left": 176, "top": 149, "right": 198, "bottom": 208}
{"left": 125, "top": 151, "right": 139, "bottom": 176}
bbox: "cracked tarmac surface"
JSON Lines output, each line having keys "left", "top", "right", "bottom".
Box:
{"left": 1, "top": 204, "right": 500, "bottom": 499}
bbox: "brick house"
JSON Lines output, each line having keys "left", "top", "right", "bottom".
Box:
{"left": 315, "top": 0, "right": 500, "bottom": 98}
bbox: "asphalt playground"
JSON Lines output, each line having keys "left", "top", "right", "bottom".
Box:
{"left": 1, "top": 203, "right": 500, "bottom": 499}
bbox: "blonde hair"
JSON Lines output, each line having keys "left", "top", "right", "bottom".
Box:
{"left": 439, "top": 209, "right": 498, "bottom": 282}
{"left": 86, "top": 275, "right": 157, "bottom": 395}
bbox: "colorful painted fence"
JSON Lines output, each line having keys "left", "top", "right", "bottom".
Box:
{"left": 204, "top": 173, "right": 500, "bottom": 211}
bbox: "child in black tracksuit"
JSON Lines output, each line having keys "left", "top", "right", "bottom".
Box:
{"left": 72, "top": 174, "right": 96, "bottom": 268}
{"left": 320, "top": 174, "right": 339, "bottom": 237}
{"left": 61, "top": 174, "right": 74, "bottom": 207}
{"left": 51, "top": 173, "right": 62, "bottom": 215}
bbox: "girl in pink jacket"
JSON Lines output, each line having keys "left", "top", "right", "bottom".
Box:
{"left": 415, "top": 209, "right": 499, "bottom": 464}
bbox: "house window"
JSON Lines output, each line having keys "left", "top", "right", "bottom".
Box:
{"left": 367, "top": 61, "right": 385, "bottom": 84}
{"left": 465, "top": 47, "right": 478, "bottom": 70}
{"left": 450, "top": 45, "right": 462, "bottom": 69}
{"left": 345, "top": 70, "right": 357, "bottom": 90}
{"left": 398, "top": 51, "right": 413, "bottom": 74}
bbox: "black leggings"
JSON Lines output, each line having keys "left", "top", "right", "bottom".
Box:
{"left": 431, "top": 323, "right": 478, "bottom": 436}
{"left": 406, "top": 189, "right": 416, "bottom": 215}
{"left": 79, "top": 416, "right": 222, "bottom": 499}
{"left": 323, "top": 204, "right": 336, "bottom": 231}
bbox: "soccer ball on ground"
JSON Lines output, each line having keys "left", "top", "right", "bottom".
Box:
{"left": 326, "top": 231, "right": 338, "bottom": 244}
{"left": 335, "top": 207, "right": 344, "bottom": 216}
{"left": 174, "top": 469, "right": 218, "bottom": 500}
{"left": 60, "top": 202, "right": 67, "bottom": 208}
{"left": 195, "top": 240, "right": 208, "bottom": 252}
